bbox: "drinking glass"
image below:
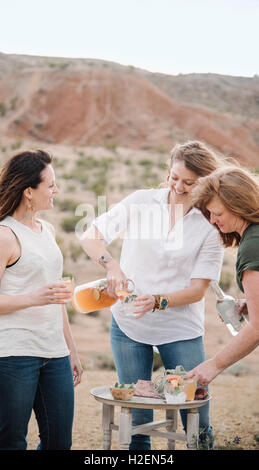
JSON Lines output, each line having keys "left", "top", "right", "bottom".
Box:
{"left": 164, "top": 381, "right": 187, "bottom": 404}
{"left": 183, "top": 378, "right": 197, "bottom": 401}
{"left": 116, "top": 279, "right": 138, "bottom": 318}
{"left": 60, "top": 276, "right": 74, "bottom": 302}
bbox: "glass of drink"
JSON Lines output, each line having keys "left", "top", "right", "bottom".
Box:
{"left": 116, "top": 279, "right": 138, "bottom": 318}
{"left": 164, "top": 381, "right": 187, "bottom": 404}
{"left": 60, "top": 276, "right": 74, "bottom": 302}
{"left": 183, "top": 378, "right": 197, "bottom": 401}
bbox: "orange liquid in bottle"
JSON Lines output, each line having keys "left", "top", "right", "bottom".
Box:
{"left": 73, "top": 284, "right": 117, "bottom": 314}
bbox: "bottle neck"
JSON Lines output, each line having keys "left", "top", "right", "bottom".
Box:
{"left": 209, "top": 280, "right": 225, "bottom": 300}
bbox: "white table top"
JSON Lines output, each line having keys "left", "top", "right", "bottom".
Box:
{"left": 91, "top": 385, "right": 211, "bottom": 410}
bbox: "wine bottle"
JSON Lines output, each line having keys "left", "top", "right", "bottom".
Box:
{"left": 209, "top": 281, "right": 244, "bottom": 336}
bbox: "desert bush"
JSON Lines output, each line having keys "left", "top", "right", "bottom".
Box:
{"left": 56, "top": 198, "right": 78, "bottom": 212}
{"left": 66, "top": 184, "right": 76, "bottom": 192}
{"left": 87, "top": 310, "right": 100, "bottom": 318}
{"left": 138, "top": 159, "right": 153, "bottom": 167}
{"left": 89, "top": 171, "right": 107, "bottom": 196}
{"left": 53, "top": 157, "right": 65, "bottom": 169}
{"left": 55, "top": 235, "right": 64, "bottom": 251}
{"left": 105, "top": 142, "right": 117, "bottom": 152}
{"left": 153, "top": 351, "right": 163, "bottom": 371}
{"left": 0, "top": 102, "right": 7, "bottom": 116}
{"left": 157, "top": 161, "right": 168, "bottom": 171}
{"left": 61, "top": 215, "right": 80, "bottom": 233}
{"left": 10, "top": 96, "right": 18, "bottom": 110}
{"left": 34, "top": 121, "right": 44, "bottom": 130}
{"left": 222, "top": 361, "right": 250, "bottom": 377}
{"left": 213, "top": 436, "right": 242, "bottom": 450}
{"left": 219, "top": 270, "right": 233, "bottom": 292}
{"left": 69, "top": 241, "right": 85, "bottom": 261}
{"left": 76, "top": 155, "right": 99, "bottom": 169}
{"left": 66, "top": 305, "right": 77, "bottom": 323}
{"left": 11, "top": 140, "right": 22, "bottom": 150}
{"left": 63, "top": 168, "right": 89, "bottom": 186}
{"left": 92, "top": 353, "right": 116, "bottom": 370}
{"left": 154, "top": 145, "right": 167, "bottom": 153}
{"left": 47, "top": 61, "right": 68, "bottom": 69}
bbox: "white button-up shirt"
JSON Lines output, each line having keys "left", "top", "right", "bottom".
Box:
{"left": 93, "top": 188, "right": 224, "bottom": 345}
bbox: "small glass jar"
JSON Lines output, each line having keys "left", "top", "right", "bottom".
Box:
{"left": 164, "top": 381, "right": 187, "bottom": 404}
{"left": 117, "top": 280, "right": 138, "bottom": 318}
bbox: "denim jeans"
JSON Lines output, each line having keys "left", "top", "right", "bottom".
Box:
{"left": 110, "top": 316, "right": 213, "bottom": 450}
{"left": 0, "top": 355, "right": 74, "bottom": 450}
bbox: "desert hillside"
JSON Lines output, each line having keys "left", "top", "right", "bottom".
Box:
{"left": 1, "top": 52, "right": 259, "bottom": 166}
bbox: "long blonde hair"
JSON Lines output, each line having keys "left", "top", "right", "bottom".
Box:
{"left": 192, "top": 166, "right": 259, "bottom": 247}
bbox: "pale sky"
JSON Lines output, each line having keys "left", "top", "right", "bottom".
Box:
{"left": 1, "top": 0, "right": 258, "bottom": 77}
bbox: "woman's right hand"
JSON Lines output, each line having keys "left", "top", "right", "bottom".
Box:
{"left": 31, "top": 282, "right": 72, "bottom": 306}
{"left": 106, "top": 261, "right": 127, "bottom": 298}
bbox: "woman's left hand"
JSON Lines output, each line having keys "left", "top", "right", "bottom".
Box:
{"left": 133, "top": 295, "right": 155, "bottom": 318}
{"left": 70, "top": 352, "right": 84, "bottom": 387}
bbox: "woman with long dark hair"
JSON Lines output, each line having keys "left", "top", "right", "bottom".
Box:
{"left": 0, "top": 149, "right": 83, "bottom": 450}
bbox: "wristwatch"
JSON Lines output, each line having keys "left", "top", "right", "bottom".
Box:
{"left": 98, "top": 255, "right": 113, "bottom": 267}
{"left": 152, "top": 295, "right": 169, "bottom": 312}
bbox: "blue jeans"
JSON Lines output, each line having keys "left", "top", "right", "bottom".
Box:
{"left": 0, "top": 355, "right": 74, "bottom": 450}
{"left": 110, "top": 316, "right": 213, "bottom": 450}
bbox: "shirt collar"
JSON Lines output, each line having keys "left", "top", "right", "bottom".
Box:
{"left": 153, "top": 188, "right": 201, "bottom": 215}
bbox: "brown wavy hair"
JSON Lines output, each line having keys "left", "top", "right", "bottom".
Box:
{"left": 191, "top": 166, "right": 259, "bottom": 247}
{"left": 0, "top": 149, "right": 52, "bottom": 221}
{"left": 163, "top": 140, "right": 230, "bottom": 185}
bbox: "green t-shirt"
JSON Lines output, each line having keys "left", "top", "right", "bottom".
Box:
{"left": 236, "top": 223, "right": 259, "bottom": 292}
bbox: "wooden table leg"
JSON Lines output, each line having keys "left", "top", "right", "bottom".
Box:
{"left": 166, "top": 409, "right": 178, "bottom": 450}
{"left": 186, "top": 408, "right": 199, "bottom": 450}
{"left": 119, "top": 407, "right": 132, "bottom": 450}
{"left": 102, "top": 403, "right": 114, "bottom": 450}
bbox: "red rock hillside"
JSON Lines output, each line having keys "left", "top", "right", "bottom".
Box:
{"left": 0, "top": 52, "right": 259, "bottom": 167}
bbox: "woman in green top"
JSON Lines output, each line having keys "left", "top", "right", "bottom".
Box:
{"left": 185, "top": 166, "right": 259, "bottom": 385}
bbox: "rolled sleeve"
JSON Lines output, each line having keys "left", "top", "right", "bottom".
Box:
{"left": 92, "top": 190, "right": 142, "bottom": 245}
{"left": 190, "top": 228, "right": 224, "bottom": 281}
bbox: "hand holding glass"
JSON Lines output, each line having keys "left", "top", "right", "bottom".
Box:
{"left": 55, "top": 276, "right": 74, "bottom": 303}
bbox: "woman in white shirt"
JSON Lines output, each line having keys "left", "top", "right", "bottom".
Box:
{"left": 0, "top": 150, "right": 83, "bottom": 450}
{"left": 80, "top": 141, "right": 224, "bottom": 450}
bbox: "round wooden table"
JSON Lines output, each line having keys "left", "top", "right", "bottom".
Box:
{"left": 91, "top": 385, "right": 211, "bottom": 450}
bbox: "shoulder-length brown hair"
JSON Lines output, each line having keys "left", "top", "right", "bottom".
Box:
{"left": 0, "top": 149, "right": 52, "bottom": 221}
{"left": 192, "top": 166, "right": 259, "bottom": 247}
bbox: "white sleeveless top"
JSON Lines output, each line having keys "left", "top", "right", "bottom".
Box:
{"left": 0, "top": 216, "right": 69, "bottom": 357}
